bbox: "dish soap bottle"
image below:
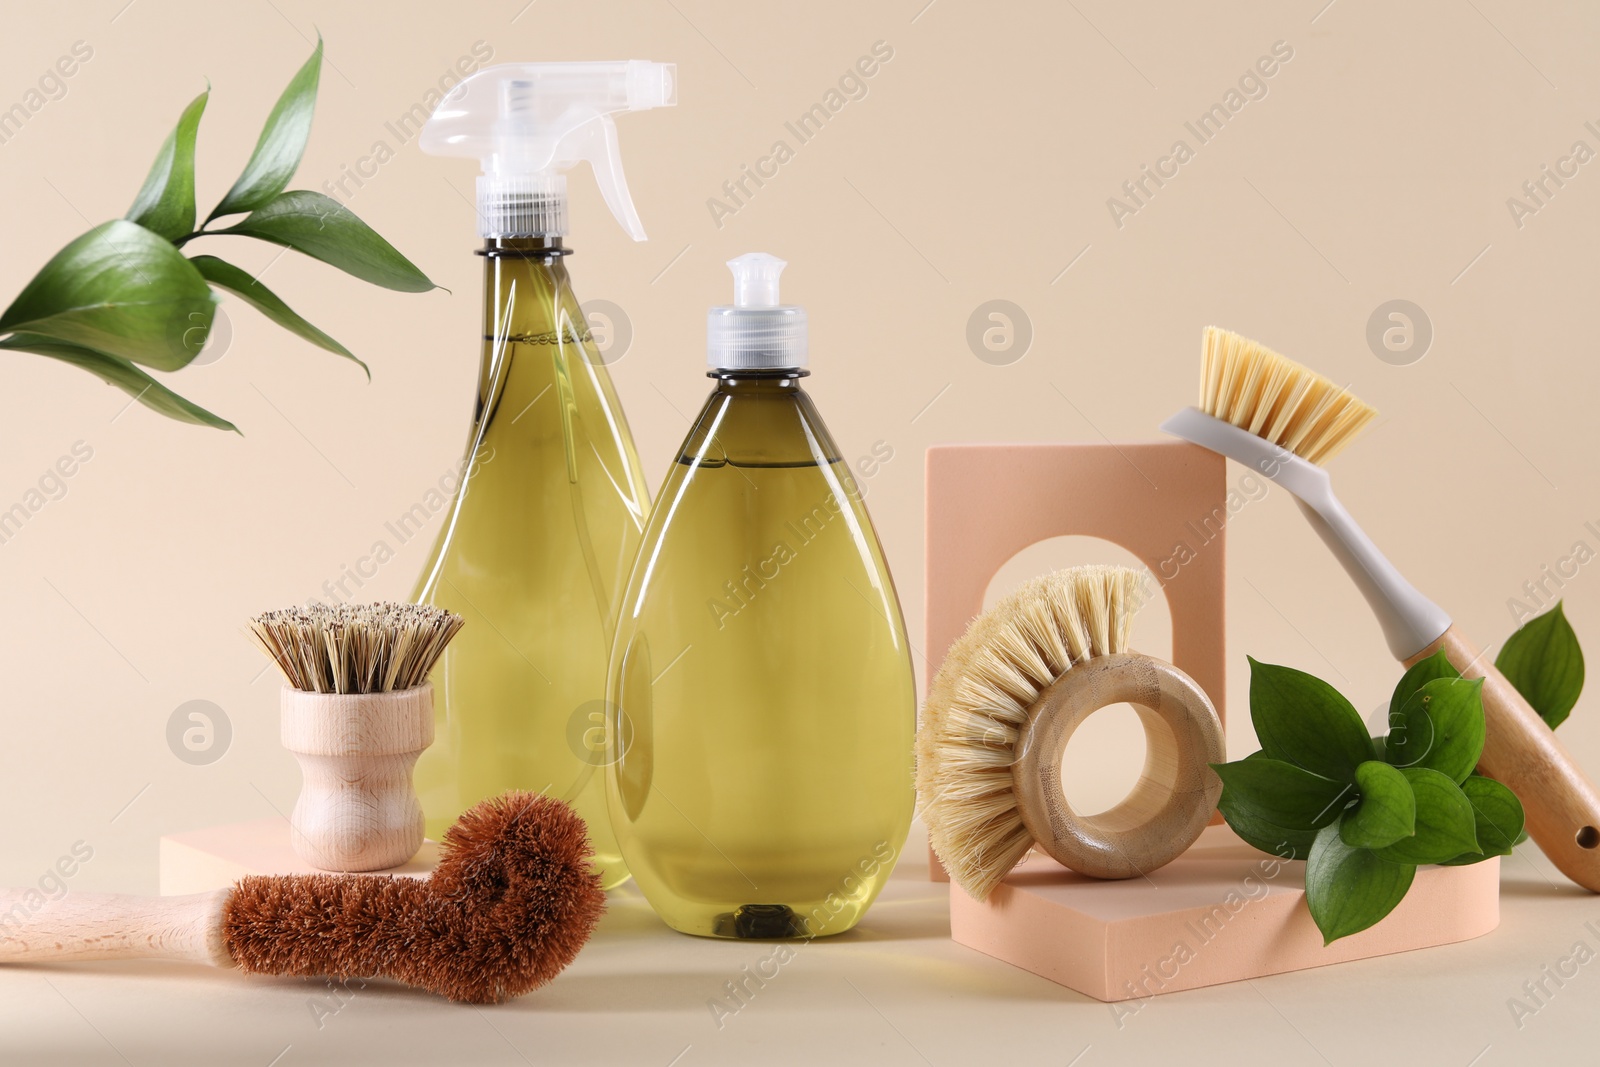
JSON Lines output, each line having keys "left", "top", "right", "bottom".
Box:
{"left": 409, "top": 62, "right": 676, "bottom": 888}
{"left": 607, "top": 253, "right": 915, "bottom": 937}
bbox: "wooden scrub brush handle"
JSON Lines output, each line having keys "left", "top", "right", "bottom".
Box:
{"left": 0, "top": 889, "right": 232, "bottom": 966}
{"left": 1408, "top": 626, "right": 1600, "bottom": 889}
{"left": 1011, "top": 653, "right": 1225, "bottom": 880}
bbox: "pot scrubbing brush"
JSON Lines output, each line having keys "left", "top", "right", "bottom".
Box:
{"left": 1162, "top": 325, "right": 1600, "bottom": 892}
{"left": 248, "top": 602, "right": 464, "bottom": 871}
{"left": 918, "top": 565, "right": 1225, "bottom": 900}
{"left": 0, "top": 791, "right": 601, "bottom": 1003}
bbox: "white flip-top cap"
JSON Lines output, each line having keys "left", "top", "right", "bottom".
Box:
{"left": 420, "top": 61, "right": 676, "bottom": 240}
{"left": 707, "top": 253, "right": 808, "bottom": 371}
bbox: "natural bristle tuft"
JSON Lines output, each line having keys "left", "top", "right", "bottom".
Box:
{"left": 916, "top": 565, "right": 1150, "bottom": 901}
{"left": 1198, "top": 326, "right": 1378, "bottom": 465}
{"left": 248, "top": 601, "right": 465, "bottom": 694}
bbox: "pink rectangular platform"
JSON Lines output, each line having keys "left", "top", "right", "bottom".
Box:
{"left": 159, "top": 819, "right": 438, "bottom": 896}
{"left": 949, "top": 824, "right": 1501, "bottom": 1002}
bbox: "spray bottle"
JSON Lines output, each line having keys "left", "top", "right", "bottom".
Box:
{"left": 411, "top": 62, "right": 675, "bottom": 888}
{"left": 606, "top": 254, "right": 916, "bottom": 937}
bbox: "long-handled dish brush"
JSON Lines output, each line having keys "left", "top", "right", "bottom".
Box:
{"left": 917, "top": 565, "right": 1225, "bottom": 901}
{"left": 0, "top": 791, "right": 603, "bottom": 1003}
{"left": 1162, "top": 325, "right": 1600, "bottom": 892}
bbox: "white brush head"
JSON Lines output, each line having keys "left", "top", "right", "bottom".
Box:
{"left": 1197, "top": 326, "right": 1377, "bottom": 466}
{"left": 917, "top": 565, "right": 1148, "bottom": 901}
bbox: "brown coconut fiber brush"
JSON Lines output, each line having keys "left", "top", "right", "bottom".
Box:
{"left": 0, "top": 791, "right": 603, "bottom": 1003}
{"left": 918, "top": 565, "right": 1225, "bottom": 900}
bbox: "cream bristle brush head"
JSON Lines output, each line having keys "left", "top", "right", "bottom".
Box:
{"left": 1198, "top": 326, "right": 1377, "bottom": 465}
{"left": 1163, "top": 326, "right": 1600, "bottom": 895}
{"left": 917, "top": 565, "right": 1223, "bottom": 901}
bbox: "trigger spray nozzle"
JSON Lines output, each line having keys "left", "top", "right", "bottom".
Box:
{"left": 707, "top": 253, "right": 808, "bottom": 372}
{"left": 420, "top": 61, "right": 676, "bottom": 241}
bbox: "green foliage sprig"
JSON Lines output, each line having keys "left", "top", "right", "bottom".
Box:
{"left": 0, "top": 37, "right": 434, "bottom": 433}
{"left": 1215, "top": 602, "right": 1583, "bottom": 944}
{"left": 1215, "top": 658, "right": 1521, "bottom": 944}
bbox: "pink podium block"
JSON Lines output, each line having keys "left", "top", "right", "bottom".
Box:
{"left": 159, "top": 819, "right": 438, "bottom": 896}
{"left": 949, "top": 825, "right": 1501, "bottom": 1002}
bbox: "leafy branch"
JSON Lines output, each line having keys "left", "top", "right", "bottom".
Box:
{"left": 1214, "top": 657, "right": 1522, "bottom": 944}
{"left": 0, "top": 36, "right": 435, "bottom": 432}
{"left": 1215, "top": 601, "right": 1582, "bottom": 944}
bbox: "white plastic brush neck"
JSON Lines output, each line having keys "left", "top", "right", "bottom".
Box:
{"left": 1160, "top": 407, "right": 1452, "bottom": 660}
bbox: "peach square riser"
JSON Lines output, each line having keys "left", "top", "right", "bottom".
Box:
{"left": 160, "top": 819, "right": 437, "bottom": 895}
{"left": 948, "top": 826, "right": 1501, "bottom": 1001}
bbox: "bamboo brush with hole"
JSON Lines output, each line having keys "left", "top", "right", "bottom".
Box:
{"left": 1162, "top": 325, "right": 1600, "bottom": 892}
{"left": 249, "top": 602, "right": 465, "bottom": 872}
{"left": 917, "top": 565, "right": 1225, "bottom": 901}
{"left": 0, "top": 792, "right": 601, "bottom": 1004}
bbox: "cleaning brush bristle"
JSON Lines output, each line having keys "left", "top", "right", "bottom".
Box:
{"left": 917, "top": 565, "right": 1149, "bottom": 901}
{"left": 248, "top": 602, "right": 464, "bottom": 694}
{"left": 1198, "top": 326, "right": 1378, "bottom": 465}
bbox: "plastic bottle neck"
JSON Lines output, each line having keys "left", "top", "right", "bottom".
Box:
{"left": 477, "top": 235, "right": 570, "bottom": 260}
{"left": 709, "top": 369, "right": 810, "bottom": 386}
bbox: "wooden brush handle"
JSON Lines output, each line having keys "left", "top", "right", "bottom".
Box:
{"left": 1408, "top": 626, "right": 1600, "bottom": 892}
{"left": 282, "top": 684, "right": 434, "bottom": 872}
{"left": 0, "top": 889, "right": 232, "bottom": 966}
{"left": 1012, "top": 653, "right": 1225, "bottom": 880}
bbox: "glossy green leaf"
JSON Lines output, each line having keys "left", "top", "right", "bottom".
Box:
{"left": 208, "top": 36, "right": 322, "bottom": 221}
{"left": 1305, "top": 823, "right": 1416, "bottom": 944}
{"left": 1248, "top": 657, "right": 1375, "bottom": 782}
{"left": 1340, "top": 761, "right": 1416, "bottom": 850}
{"left": 189, "top": 254, "right": 368, "bottom": 378}
{"left": 1497, "top": 602, "right": 1585, "bottom": 729}
{"left": 0, "top": 333, "right": 237, "bottom": 432}
{"left": 1374, "top": 767, "right": 1480, "bottom": 865}
{"left": 1387, "top": 650, "right": 1460, "bottom": 731}
{"left": 0, "top": 220, "right": 218, "bottom": 371}
{"left": 1384, "top": 677, "right": 1486, "bottom": 784}
{"left": 1212, "top": 757, "right": 1353, "bottom": 831}
{"left": 1217, "top": 787, "right": 1318, "bottom": 861}
{"left": 216, "top": 191, "right": 435, "bottom": 292}
{"left": 1440, "top": 775, "right": 1526, "bottom": 865}
{"left": 126, "top": 88, "right": 208, "bottom": 241}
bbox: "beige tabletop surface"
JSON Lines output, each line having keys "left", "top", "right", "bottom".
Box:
{"left": 0, "top": 834, "right": 1594, "bottom": 1067}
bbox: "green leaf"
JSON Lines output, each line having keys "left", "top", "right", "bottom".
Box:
{"left": 1497, "top": 602, "right": 1585, "bottom": 729}
{"left": 1305, "top": 823, "right": 1417, "bottom": 944}
{"left": 0, "top": 220, "right": 218, "bottom": 371}
{"left": 216, "top": 191, "right": 435, "bottom": 292}
{"left": 1387, "top": 650, "right": 1461, "bottom": 731}
{"left": 1217, "top": 786, "right": 1318, "bottom": 861}
{"left": 0, "top": 333, "right": 237, "bottom": 432}
{"left": 1212, "top": 757, "right": 1353, "bottom": 831}
{"left": 1440, "top": 775, "right": 1526, "bottom": 865}
{"left": 208, "top": 36, "right": 322, "bottom": 221}
{"left": 1374, "top": 767, "right": 1480, "bottom": 865}
{"left": 1384, "top": 677, "right": 1486, "bottom": 784}
{"left": 189, "top": 254, "right": 368, "bottom": 378}
{"left": 1248, "top": 657, "right": 1375, "bottom": 782}
{"left": 1340, "top": 761, "right": 1416, "bottom": 850}
{"left": 126, "top": 88, "right": 208, "bottom": 241}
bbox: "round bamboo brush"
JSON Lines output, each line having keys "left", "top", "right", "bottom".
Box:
{"left": 249, "top": 602, "right": 465, "bottom": 871}
{"left": 1163, "top": 325, "right": 1600, "bottom": 893}
{"left": 917, "top": 565, "right": 1225, "bottom": 901}
{"left": 0, "top": 792, "right": 603, "bottom": 1004}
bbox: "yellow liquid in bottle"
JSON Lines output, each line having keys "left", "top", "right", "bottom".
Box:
{"left": 412, "top": 239, "right": 649, "bottom": 888}
{"left": 607, "top": 375, "right": 914, "bottom": 937}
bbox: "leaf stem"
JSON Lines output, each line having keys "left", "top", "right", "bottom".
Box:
{"left": 173, "top": 226, "right": 213, "bottom": 247}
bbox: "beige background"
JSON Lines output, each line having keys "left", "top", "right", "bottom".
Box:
{"left": 3, "top": 0, "right": 1599, "bottom": 1062}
